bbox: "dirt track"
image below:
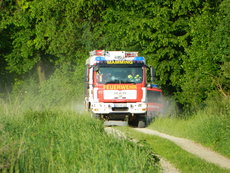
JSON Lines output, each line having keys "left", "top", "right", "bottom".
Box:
{"left": 105, "top": 127, "right": 230, "bottom": 172}
{"left": 135, "top": 128, "right": 230, "bottom": 170}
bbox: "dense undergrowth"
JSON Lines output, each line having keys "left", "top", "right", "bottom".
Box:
{"left": 0, "top": 109, "right": 159, "bottom": 173}
{"left": 149, "top": 96, "right": 230, "bottom": 158}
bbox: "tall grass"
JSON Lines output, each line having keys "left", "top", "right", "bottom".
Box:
{"left": 0, "top": 110, "right": 159, "bottom": 173}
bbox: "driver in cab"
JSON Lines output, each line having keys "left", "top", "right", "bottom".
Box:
{"left": 128, "top": 69, "right": 142, "bottom": 82}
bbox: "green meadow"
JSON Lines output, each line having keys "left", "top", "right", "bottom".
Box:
{"left": 147, "top": 96, "right": 230, "bottom": 158}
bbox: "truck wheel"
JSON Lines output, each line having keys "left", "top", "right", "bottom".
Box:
{"left": 128, "top": 119, "right": 138, "bottom": 127}
{"left": 138, "top": 119, "right": 146, "bottom": 128}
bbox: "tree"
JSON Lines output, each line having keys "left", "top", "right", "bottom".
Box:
{"left": 1, "top": 0, "right": 106, "bottom": 84}
{"left": 0, "top": 0, "right": 17, "bottom": 94}
{"left": 178, "top": 0, "right": 229, "bottom": 108}
{"left": 209, "top": 0, "right": 230, "bottom": 97}
{"left": 94, "top": 0, "right": 203, "bottom": 96}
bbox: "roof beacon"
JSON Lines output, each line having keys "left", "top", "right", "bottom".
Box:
{"left": 125, "top": 52, "right": 138, "bottom": 57}
{"left": 90, "top": 50, "right": 104, "bottom": 56}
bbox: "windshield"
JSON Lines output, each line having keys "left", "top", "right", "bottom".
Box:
{"left": 96, "top": 66, "right": 143, "bottom": 84}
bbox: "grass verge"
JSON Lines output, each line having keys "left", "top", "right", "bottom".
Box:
{"left": 148, "top": 96, "right": 230, "bottom": 158}
{"left": 118, "top": 126, "right": 230, "bottom": 173}
{"left": 148, "top": 111, "right": 230, "bottom": 158}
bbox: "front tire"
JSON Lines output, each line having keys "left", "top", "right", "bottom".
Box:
{"left": 138, "top": 118, "right": 146, "bottom": 128}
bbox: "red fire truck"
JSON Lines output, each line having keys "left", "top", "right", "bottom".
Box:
{"left": 84, "top": 50, "right": 163, "bottom": 127}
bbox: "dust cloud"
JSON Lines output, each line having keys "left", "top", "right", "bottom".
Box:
{"left": 160, "top": 96, "right": 179, "bottom": 117}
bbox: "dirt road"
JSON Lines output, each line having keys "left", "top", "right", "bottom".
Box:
{"left": 105, "top": 127, "right": 230, "bottom": 172}
{"left": 135, "top": 128, "right": 230, "bottom": 170}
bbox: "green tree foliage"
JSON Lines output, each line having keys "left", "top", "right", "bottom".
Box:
{"left": 1, "top": 0, "right": 105, "bottom": 76}
{"left": 94, "top": 0, "right": 204, "bottom": 96}
{"left": 93, "top": 0, "right": 229, "bottom": 109}
{"left": 0, "top": 0, "right": 18, "bottom": 93}
{"left": 209, "top": 0, "right": 230, "bottom": 98}
{"left": 0, "top": 28, "right": 12, "bottom": 93}
{"left": 179, "top": 0, "right": 230, "bottom": 108}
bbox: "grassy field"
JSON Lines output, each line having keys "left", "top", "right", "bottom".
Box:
{"left": 118, "top": 126, "right": 230, "bottom": 173}
{"left": 148, "top": 106, "right": 230, "bottom": 158}
{"left": 0, "top": 109, "right": 160, "bottom": 173}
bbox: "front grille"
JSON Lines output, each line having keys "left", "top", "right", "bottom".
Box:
{"left": 112, "top": 107, "right": 128, "bottom": 111}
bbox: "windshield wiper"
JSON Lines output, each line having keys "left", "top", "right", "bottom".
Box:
{"left": 105, "top": 81, "right": 118, "bottom": 84}
{"left": 105, "top": 81, "right": 136, "bottom": 84}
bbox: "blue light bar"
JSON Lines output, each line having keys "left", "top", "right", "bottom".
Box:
{"left": 134, "top": 57, "right": 145, "bottom": 61}
{"left": 151, "top": 84, "right": 158, "bottom": 88}
{"left": 95, "top": 56, "right": 106, "bottom": 61}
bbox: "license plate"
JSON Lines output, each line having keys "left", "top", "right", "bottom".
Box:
{"left": 114, "top": 103, "right": 127, "bottom": 107}
{"left": 114, "top": 91, "right": 127, "bottom": 95}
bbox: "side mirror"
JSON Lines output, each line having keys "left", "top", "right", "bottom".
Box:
{"left": 150, "top": 66, "right": 156, "bottom": 82}
{"left": 94, "top": 66, "right": 100, "bottom": 73}
{"left": 147, "top": 84, "right": 151, "bottom": 88}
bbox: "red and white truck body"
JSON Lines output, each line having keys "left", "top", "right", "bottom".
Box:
{"left": 84, "top": 50, "right": 163, "bottom": 127}
{"left": 146, "top": 85, "right": 164, "bottom": 117}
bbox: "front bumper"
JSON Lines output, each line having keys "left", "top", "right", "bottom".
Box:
{"left": 91, "top": 102, "right": 147, "bottom": 114}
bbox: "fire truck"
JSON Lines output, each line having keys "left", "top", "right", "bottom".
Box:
{"left": 84, "top": 50, "right": 163, "bottom": 127}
